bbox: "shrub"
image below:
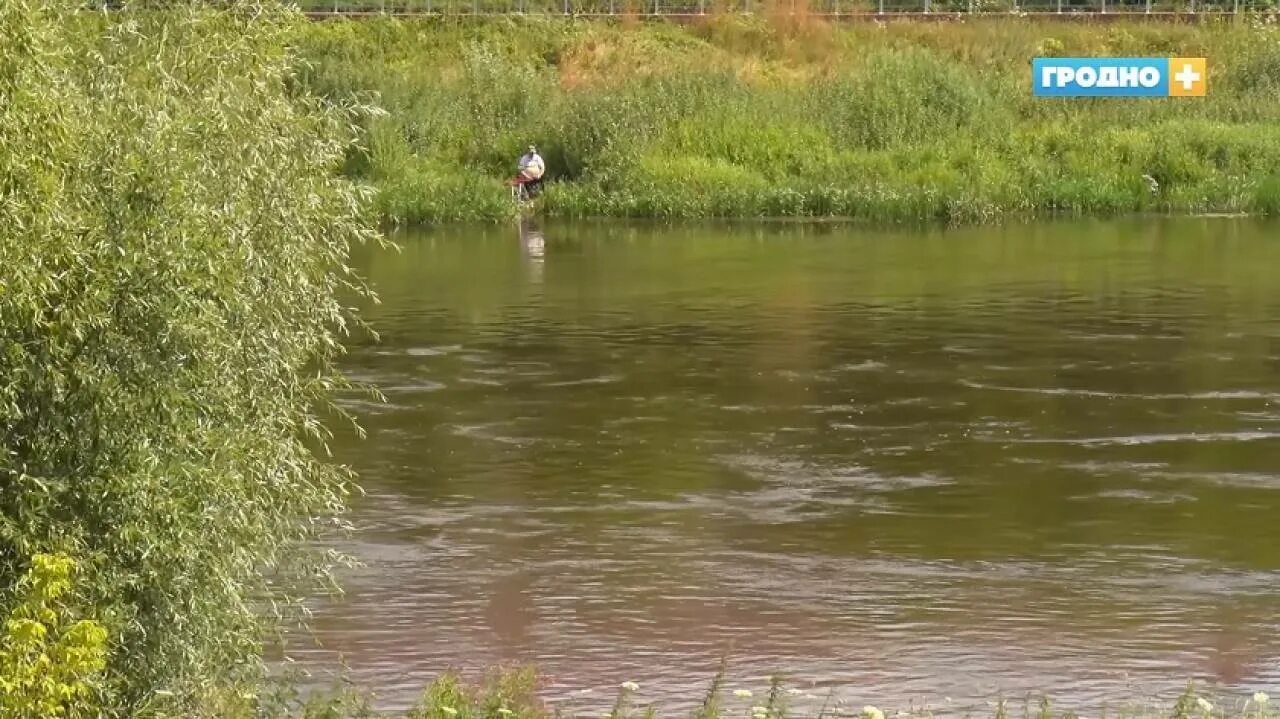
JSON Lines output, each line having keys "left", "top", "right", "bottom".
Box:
{"left": 811, "top": 47, "right": 1003, "bottom": 151}
{"left": 0, "top": 1, "right": 378, "bottom": 715}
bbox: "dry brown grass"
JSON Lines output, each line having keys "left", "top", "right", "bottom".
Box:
{"left": 618, "top": 0, "right": 645, "bottom": 26}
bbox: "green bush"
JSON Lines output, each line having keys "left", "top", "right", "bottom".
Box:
{"left": 811, "top": 46, "right": 1004, "bottom": 151}
{"left": 0, "top": 1, "right": 378, "bottom": 715}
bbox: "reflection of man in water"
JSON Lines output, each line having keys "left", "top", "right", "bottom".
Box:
{"left": 1205, "top": 621, "right": 1261, "bottom": 685}
{"left": 518, "top": 218, "right": 545, "bottom": 260}
{"left": 484, "top": 569, "right": 536, "bottom": 653}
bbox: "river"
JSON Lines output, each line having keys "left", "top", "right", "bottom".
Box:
{"left": 297, "top": 217, "right": 1280, "bottom": 714}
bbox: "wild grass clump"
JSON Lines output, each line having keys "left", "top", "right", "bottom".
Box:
{"left": 809, "top": 47, "right": 1006, "bottom": 151}
{"left": 294, "top": 15, "right": 1280, "bottom": 224}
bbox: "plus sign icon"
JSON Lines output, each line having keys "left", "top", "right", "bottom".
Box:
{"left": 1168, "top": 57, "right": 1207, "bottom": 97}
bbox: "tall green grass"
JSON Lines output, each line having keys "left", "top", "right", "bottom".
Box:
{"left": 295, "top": 15, "right": 1280, "bottom": 223}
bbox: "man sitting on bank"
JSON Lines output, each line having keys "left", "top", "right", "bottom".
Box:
{"left": 515, "top": 145, "right": 545, "bottom": 198}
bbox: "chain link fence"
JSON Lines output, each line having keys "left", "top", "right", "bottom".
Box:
{"left": 82, "top": 0, "right": 1280, "bottom": 16}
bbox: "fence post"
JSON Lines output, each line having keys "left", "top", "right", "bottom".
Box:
{"left": 878, "top": 0, "right": 883, "bottom": 14}
{"left": 1056, "top": 0, "right": 1062, "bottom": 12}
{"left": 924, "top": 0, "right": 929, "bottom": 12}
{"left": 1145, "top": 0, "right": 1151, "bottom": 12}
{"left": 1100, "top": 0, "right": 1105, "bottom": 13}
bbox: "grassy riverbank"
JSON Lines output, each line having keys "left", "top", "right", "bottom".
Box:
{"left": 296, "top": 14, "right": 1280, "bottom": 223}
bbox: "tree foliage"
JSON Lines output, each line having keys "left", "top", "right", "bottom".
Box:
{"left": 0, "top": 1, "right": 378, "bottom": 715}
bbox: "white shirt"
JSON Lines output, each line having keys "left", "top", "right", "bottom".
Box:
{"left": 518, "top": 152, "right": 545, "bottom": 178}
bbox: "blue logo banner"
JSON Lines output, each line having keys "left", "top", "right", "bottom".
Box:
{"left": 1032, "top": 58, "right": 1206, "bottom": 98}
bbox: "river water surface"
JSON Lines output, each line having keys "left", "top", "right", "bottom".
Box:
{"left": 301, "top": 218, "right": 1280, "bottom": 713}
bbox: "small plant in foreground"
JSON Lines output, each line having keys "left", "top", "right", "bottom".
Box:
{"left": 0, "top": 554, "right": 108, "bottom": 719}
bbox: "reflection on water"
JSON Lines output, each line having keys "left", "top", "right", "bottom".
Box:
{"left": 299, "top": 218, "right": 1280, "bottom": 713}
{"left": 517, "top": 218, "right": 542, "bottom": 263}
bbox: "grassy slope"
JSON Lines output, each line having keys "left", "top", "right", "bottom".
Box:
{"left": 295, "top": 14, "right": 1280, "bottom": 223}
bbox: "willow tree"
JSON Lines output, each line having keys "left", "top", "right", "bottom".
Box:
{"left": 0, "top": 1, "right": 378, "bottom": 715}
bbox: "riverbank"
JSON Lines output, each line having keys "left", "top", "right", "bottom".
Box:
{"left": 279, "top": 671, "right": 1277, "bottom": 719}
{"left": 295, "top": 14, "right": 1280, "bottom": 224}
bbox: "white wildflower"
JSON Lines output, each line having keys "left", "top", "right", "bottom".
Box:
{"left": 621, "top": 681, "right": 640, "bottom": 692}
{"left": 1196, "top": 697, "right": 1213, "bottom": 714}
{"left": 735, "top": 690, "right": 754, "bottom": 698}
{"left": 1253, "top": 692, "right": 1269, "bottom": 705}
{"left": 863, "top": 706, "right": 886, "bottom": 719}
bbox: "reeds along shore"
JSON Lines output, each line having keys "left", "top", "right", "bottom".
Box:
{"left": 294, "top": 13, "right": 1280, "bottom": 224}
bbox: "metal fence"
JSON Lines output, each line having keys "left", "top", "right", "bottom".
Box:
{"left": 294, "top": 0, "right": 1280, "bottom": 15}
